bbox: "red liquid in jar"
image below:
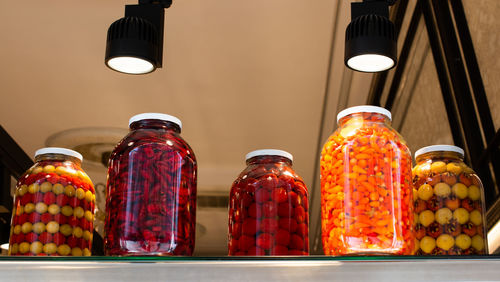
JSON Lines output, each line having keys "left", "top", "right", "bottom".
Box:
{"left": 105, "top": 118, "right": 197, "bottom": 256}
{"left": 228, "top": 154, "right": 309, "bottom": 256}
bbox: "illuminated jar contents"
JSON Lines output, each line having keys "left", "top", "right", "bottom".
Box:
{"left": 320, "top": 106, "right": 414, "bottom": 255}
{"left": 105, "top": 113, "right": 197, "bottom": 256}
{"left": 228, "top": 150, "right": 309, "bottom": 256}
{"left": 412, "top": 145, "right": 488, "bottom": 255}
{"left": 9, "top": 148, "right": 94, "bottom": 256}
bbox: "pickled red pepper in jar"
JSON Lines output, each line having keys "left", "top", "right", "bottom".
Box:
{"left": 9, "top": 148, "right": 95, "bottom": 256}
{"left": 105, "top": 113, "right": 196, "bottom": 256}
{"left": 228, "top": 150, "right": 309, "bottom": 255}
{"left": 320, "top": 106, "right": 414, "bottom": 255}
{"left": 412, "top": 145, "right": 488, "bottom": 255}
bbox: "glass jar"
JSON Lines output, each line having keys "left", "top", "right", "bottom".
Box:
{"left": 228, "top": 150, "right": 309, "bottom": 256}
{"left": 320, "top": 106, "right": 414, "bottom": 255}
{"left": 412, "top": 145, "right": 488, "bottom": 255}
{"left": 105, "top": 113, "right": 197, "bottom": 256}
{"left": 9, "top": 148, "right": 95, "bottom": 256}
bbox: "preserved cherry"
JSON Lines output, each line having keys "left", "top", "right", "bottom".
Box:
{"left": 412, "top": 145, "right": 487, "bottom": 255}
{"left": 228, "top": 150, "right": 309, "bottom": 256}
{"left": 105, "top": 113, "right": 197, "bottom": 256}
{"left": 9, "top": 148, "right": 94, "bottom": 256}
{"left": 320, "top": 106, "right": 414, "bottom": 255}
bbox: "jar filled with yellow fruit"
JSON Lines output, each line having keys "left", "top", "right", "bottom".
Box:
{"left": 9, "top": 148, "right": 95, "bottom": 256}
{"left": 412, "top": 145, "right": 487, "bottom": 255}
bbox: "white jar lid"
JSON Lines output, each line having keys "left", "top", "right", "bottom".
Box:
{"left": 129, "top": 113, "right": 182, "bottom": 129}
{"left": 245, "top": 149, "right": 293, "bottom": 162}
{"left": 415, "top": 145, "right": 464, "bottom": 159}
{"left": 337, "top": 105, "right": 392, "bottom": 123}
{"left": 35, "top": 147, "right": 83, "bottom": 161}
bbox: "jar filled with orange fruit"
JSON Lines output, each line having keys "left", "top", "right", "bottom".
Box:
{"left": 412, "top": 145, "right": 487, "bottom": 255}
{"left": 320, "top": 106, "right": 414, "bottom": 255}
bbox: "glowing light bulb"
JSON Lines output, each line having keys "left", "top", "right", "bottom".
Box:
{"left": 107, "top": 57, "right": 155, "bottom": 74}
{"left": 347, "top": 54, "right": 395, "bottom": 72}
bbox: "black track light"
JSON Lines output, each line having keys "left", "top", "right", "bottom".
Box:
{"left": 105, "top": 0, "right": 172, "bottom": 75}
{"left": 345, "top": 0, "right": 397, "bottom": 73}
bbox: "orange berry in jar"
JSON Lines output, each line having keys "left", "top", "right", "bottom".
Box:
{"left": 415, "top": 224, "right": 426, "bottom": 240}
{"left": 414, "top": 199, "right": 427, "bottom": 213}
{"left": 426, "top": 175, "right": 441, "bottom": 187}
{"left": 458, "top": 173, "right": 473, "bottom": 187}
{"left": 461, "top": 199, "right": 475, "bottom": 212}
{"left": 441, "top": 172, "right": 457, "bottom": 186}
{"left": 321, "top": 106, "right": 413, "bottom": 255}
{"left": 444, "top": 196, "right": 460, "bottom": 211}
{"left": 462, "top": 222, "right": 477, "bottom": 237}
{"left": 444, "top": 220, "right": 461, "bottom": 237}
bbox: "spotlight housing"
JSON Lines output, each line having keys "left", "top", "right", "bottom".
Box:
{"left": 105, "top": 0, "right": 172, "bottom": 74}
{"left": 345, "top": 0, "right": 397, "bottom": 73}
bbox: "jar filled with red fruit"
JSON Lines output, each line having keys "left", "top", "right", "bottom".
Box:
{"left": 105, "top": 113, "right": 197, "bottom": 256}
{"left": 412, "top": 145, "right": 487, "bottom": 255}
{"left": 320, "top": 106, "right": 414, "bottom": 255}
{"left": 9, "top": 148, "right": 95, "bottom": 256}
{"left": 228, "top": 149, "right": 309, "bottom": 256}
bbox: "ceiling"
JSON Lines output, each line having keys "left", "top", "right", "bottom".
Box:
{"left": 0, "top": 0, "right": 375, "bottom": 255}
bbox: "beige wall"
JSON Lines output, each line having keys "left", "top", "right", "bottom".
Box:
{"left": 463, "top": 0, "right": 500, "bottom": 130}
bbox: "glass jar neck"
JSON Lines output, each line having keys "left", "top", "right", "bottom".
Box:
{"left": 35, "top": 154, "right": 82, "bottom": 166}
{"left": 338, "top": 112, "right": 390, "bottom": 127}
{"left": 130, "top": 119, "right": 181, "bottom": 133}
{"left": 416, "top": 151, "right": 463, "bottom": 163}
{"left": 246, "top": 155, "right": 292, "bottom": 166}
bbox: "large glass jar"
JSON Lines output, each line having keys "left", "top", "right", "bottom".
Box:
{"left": 228, "top": 150, "right": 309, "bottom": 256}
{"left": 9, "top": 148, "right": 95, "bottom": 256}
{"left": 412, "top": 145, "right": 488, "bottom": 255}
{"left": 320, "top": 106, "right": 414, "bottom": 255}
{"left": 105, "top": 113, "right": 197, "bottom": 256}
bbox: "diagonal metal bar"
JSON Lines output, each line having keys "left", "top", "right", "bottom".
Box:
{"left": 449, "top": 0, "right": 500, "bottom": 195}
{"left": 384, "top": 3, "right": 422, "bottom": 110}
{"left": 420, "top": 0, "right": 465, "bottom": 151}
{"left": 366, "top": 0, "right": 409, "bottom": 106}
{"left": 0, "top": 125, "right": 33, "bottom": 179}
{"left": 421, "top": 0, "right": 496, "bottom": 207}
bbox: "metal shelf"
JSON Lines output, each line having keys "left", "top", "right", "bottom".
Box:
{"left": 1, "top": 256, "right": 499, "bottom": 281}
